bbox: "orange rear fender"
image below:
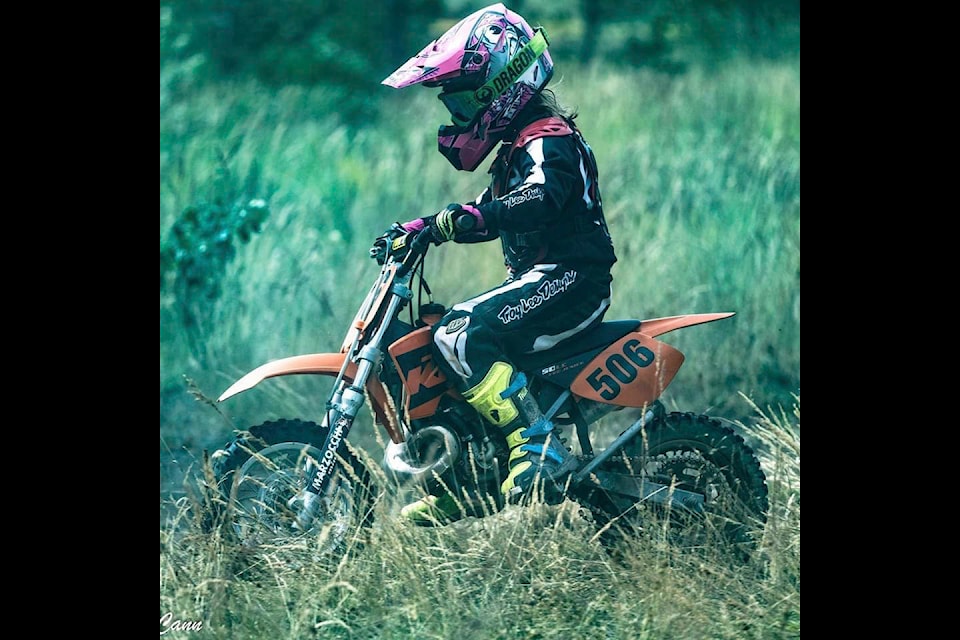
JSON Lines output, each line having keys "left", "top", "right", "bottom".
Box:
{"left": 571, "top": 333, "right": 684, "bottom": 407}
{"left": 639, "top": 312, "right": 735, "bottom": 338}
{"left": 570, "top": 313, "right": 734, "bottom": 407}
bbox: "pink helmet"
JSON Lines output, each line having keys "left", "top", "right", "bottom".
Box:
{"left": 382, "top": 3, "right": 554, "bottom": 171}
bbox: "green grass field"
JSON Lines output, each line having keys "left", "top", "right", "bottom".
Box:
{"left": 161, "top": 56, "right": 799, "bottom": 638}
{"left": 160, "top": 397, "right": 799, "bottom": 639}
{"left": 161, "top": 58, "right": 798, "bottom": 430}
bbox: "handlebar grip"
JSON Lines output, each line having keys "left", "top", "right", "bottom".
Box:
{"left": 397, "top": 211, "right": 475, "bottom": 276}
{"left": 454, "top": 210, "right": 477, "bottom": 233}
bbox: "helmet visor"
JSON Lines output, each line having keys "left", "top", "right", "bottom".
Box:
{"left": 438, "top": 29, "right": 549, "bottom": 127}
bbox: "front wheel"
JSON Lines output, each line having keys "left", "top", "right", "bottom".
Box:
{"left": 587, "top": 411, "right": 768, "bottom": 554}
{"left": 209, "top": 419, "right": 377, "bottom": 557}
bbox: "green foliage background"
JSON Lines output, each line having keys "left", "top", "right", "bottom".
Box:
{"left": 161, "top": 2, "right": 799, "bottom": 637}
{"left": 160, "top": 0, "right": 799, "bottom": 490}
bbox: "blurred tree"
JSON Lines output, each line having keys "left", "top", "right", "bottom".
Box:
{"left": 160, "top": 153, "right": 270, "bottom": 363}
{"left": 576, "top": 0, "right": 683, "bottom": 72}
{"left": 576, "top": 0, "right": 799, "bottom": 69}
{"left": 160, "top": 1, "right": 799, "bottom": 112}
{"left": 163, "top": 0, "right": 442, "bottom": 85}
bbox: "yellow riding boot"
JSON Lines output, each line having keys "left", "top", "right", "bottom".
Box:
{"left": 462, "top": 362, "right": 576, "bottom": 503}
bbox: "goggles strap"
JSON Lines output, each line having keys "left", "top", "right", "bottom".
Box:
{"left": 444, "top": 29, "right": 549, "bottom": 124}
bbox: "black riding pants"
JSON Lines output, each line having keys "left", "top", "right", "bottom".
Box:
{"left": 431, "top": 264, "right": 613, "bottom": 391}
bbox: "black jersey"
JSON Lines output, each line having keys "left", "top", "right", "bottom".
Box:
{"left": 454, "top": 115, "right": 618, "bottom": 277}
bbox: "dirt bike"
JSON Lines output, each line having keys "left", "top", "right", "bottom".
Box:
{"left": 208, "top": 225, "right": 768, "bottom": 557}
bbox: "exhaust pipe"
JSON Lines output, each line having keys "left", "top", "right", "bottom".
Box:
{"left": 382, "top": 426, "right": 461, "bottom": 486}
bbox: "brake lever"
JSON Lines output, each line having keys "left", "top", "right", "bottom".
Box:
{"left": 396, "top": 229, "right": 433, "bottom": 278}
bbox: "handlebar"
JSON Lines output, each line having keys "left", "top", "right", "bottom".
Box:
{"left": 453, "top": 210, "right": 477, "bottom": 233}
{"left": 394, "top": 227, "right": 430, "bottom": 278}
{"left": 396, "top": 211, "right": 476, "bottom": 277}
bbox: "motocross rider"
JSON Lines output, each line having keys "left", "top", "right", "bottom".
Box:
{"left": 373, "top": 3, "right": 617, "bottom": 523}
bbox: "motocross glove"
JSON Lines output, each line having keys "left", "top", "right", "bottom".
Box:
{"left": 370, "top": 222, "right": 409, "bottom": 264}
{"left": 428, "top": 204, "right": 479, "bottom": 244}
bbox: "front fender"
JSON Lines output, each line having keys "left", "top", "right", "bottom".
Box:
{"left": 218, "top": 353, "right": 357, "bottom": 402}
{"left": 217, "top": 353, "right": 401, "bottom": 444}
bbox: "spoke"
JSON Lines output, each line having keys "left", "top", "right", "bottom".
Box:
{"left": 228, "top": 443, "right": 361, "bottom": 552}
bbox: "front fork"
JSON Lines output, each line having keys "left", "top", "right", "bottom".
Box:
{"left": 287, "top": 349, "right": 376, "bottom": 530}
{"left": 290, "top": 289, "right": 409, "bottom": 531}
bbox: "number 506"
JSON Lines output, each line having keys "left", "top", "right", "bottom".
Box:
{"left": 585, "top": 339, "right": 655, "bottom": 400}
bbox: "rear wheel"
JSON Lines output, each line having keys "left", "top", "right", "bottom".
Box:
{"left": 209, "top": 419, "right": 377, "bottom": 558}
{"left": 587, "top": 411, "right": 768, "bottom": 555}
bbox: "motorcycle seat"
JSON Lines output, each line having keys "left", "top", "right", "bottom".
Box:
{"left": 514, "top": 319, "right": 640, "bottom": 373}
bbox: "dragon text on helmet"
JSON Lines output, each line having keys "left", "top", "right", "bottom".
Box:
{"left": 484, "top": 47, "right": 537, "bottom": 102}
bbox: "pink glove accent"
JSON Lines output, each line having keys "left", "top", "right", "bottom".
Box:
{"left": 400, "top": 219, "right": 426, "bottom": 233}
{"left": 459, "top": 204, "right": 485, "bottom": 230}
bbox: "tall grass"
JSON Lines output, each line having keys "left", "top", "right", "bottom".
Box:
{"left": 161, "top": 41, "right": 799, "bottom": 640}
{"left": 161, "top": 58, "right": 799, "bottom": 448}
{"left": 160, "top": 397, "right": 800, "bottom": 639}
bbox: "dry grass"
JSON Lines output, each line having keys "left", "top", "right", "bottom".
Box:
{"left": 160, "top": 398, "right": 799, "bottom": 639}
